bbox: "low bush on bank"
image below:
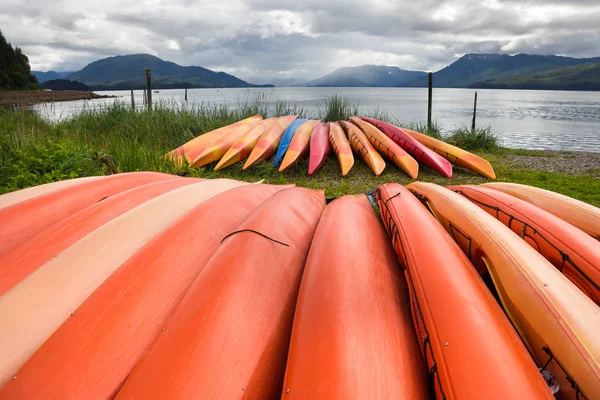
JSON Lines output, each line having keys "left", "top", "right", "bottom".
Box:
{"left": 447, "top": 126, "right": 500, "bottom": 150}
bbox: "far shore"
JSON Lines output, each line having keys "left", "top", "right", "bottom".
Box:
{"left": 0, "top": 90, "right": 114, "bottom": 108}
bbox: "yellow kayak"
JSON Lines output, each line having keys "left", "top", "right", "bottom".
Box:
{"left": 214, "top": 119, "right": 277, "bottom": 171}
{"left": 279, "top": 120, "right": 320, "bottom": 172}
{"left": 340, "top": 121, "right": 385, "bottom": 176}
{"left": 402, "top": 128, "right": 496, "bottom": 179}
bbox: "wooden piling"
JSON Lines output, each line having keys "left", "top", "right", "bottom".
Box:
{"left": 185, "top": 87, "right": 188, "bottom": 102}
{"left": 427, "top": 72, "right": 433, "bottom": 131}
{"left": 131, "top": 89, "right": 135, "bottom": 111}
{"left": 145, "top": 69, "right": 152, "bottom": 111}
{"left": 472, "top": 91, "right": 478, "bottom": 133}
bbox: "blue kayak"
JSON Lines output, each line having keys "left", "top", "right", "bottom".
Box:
{"left": 273, "top": 118, "right": 307, "bottom": 167}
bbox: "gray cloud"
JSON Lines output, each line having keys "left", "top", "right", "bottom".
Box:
{"left": 0, "top": 0, "right": 599, "bottom": 81}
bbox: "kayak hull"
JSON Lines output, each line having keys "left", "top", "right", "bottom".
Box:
{"left": 243, "top": 115, "right": 297, "bottom": 170}
{"left": 407, "top": 182, "right": 600, "bottom": 400}
{"left": 307, "top": 122, "right": 332, "bottom": 175}
{"left": 377, "top": 184, "right": 553, "bottom": 399}
{"left": 341, "top": 120, "right": 386, "bottom": 175}
{"left": 279, "top": 120, "right": 320, "bottom": 172}
{"left": 282, "top": 195, "right": 428, "bottom": 399}
{"left": 328, "top": 122, "right": 354, "bottom": 176}
{"left": 115, "top": 187, "right": 325, "bottom": 399}
{"left": 214, "top": 120, "right": 275, "bottom": 170}
{"left": 0, "top": 184, "right": 286, "bottom": 400}
{"left": 362, "top": 117, "right": 452, "bottom": 178}
{"left": 403, "top": 128, "right": 496, "bottom": 179}
{"left": 273, "top": 119, "right": 308, "bottom": 168}
{"left": 349, "top": 117, "right": 418, "bottom": 179}
{"left": 482, "top": 182, "right": 600, "bottom": 240}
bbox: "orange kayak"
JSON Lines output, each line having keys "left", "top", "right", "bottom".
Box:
{"left": 0, "top": 179, "right": 245, "bottom": 386}
{"left": 214, "top": 119, "right": 277, "bottom": 170}
{"left": 0, "top": 172, "right": 177, "bottom": 256}
{"left": 243, "top": 115, "right": 297, "bottom": 170}
{"left": 340, "top": 120, "right": 386, "bottom": 175}
{"left": 0, "top": 184, "right": 287, "bottom": 400}
{"left": 402, "top": 128, "right": 496, "bottom": 179}
{"left": 407, "top": 182, "right": 600, "bottom": 400}
{"left": 168, "top": 115, "right": 262, "bottom": 163}
{"left": 453, "top": 184, "right": 600, "bottom": 305}
{"left": 0, "top": 176, "right": 103, "bottom": 211}
{"left": 279, "top": 119, "right": 320, "bottom": 172}
{"left": 191, "top": 119, "right": 267, "bottom": 168}
{"left": 377, "top": 184, "right": 553, "bottom": 399}
{"left": 0, "top": 178, "right": 199, "bottom": 296}
{"left": 349, "top": 117, "right": 418, "bottom": 179}
{"left": 482, "top": 182, "right": 600, "bottom": 240}
{"left": 328, "top": 122, "right": 354, "bottom": 176}
{"left": 115, "top": 187, "right": 325, "bottom": 399}
{"left": 282, "top": 195, "right": 428, "bottom": 399}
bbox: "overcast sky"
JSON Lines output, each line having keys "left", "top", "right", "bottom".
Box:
{"left": 2, "top": 0, "right": 599, "bottom": 83}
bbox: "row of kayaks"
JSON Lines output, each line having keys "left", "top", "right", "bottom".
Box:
{"left": 0, "top": 175, "right": 599, "bottom": 399}
{"left": 168, "top": 115, "right": 497, "bottom": 179}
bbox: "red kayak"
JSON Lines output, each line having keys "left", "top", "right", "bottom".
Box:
{"left": 308, "top": 122, "right": 332, "bottom": 175}
{"left": 361, "top": 117, "right": 453, "bottom": 178}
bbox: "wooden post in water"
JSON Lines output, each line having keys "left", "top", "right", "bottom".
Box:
{"left": 472, "top": 91, "right": 478, "bottom": 133}
{"left": 145, "top": 68, "right": 152, "bottom": 111}
{"left": 185, "top": 87, "right": 188, "bottom": 102}
{"left": 427, "top": 72, "right": 433, "bottom": 132}
{"left": 130, "top": 89, "right": 135, "bottom": 111}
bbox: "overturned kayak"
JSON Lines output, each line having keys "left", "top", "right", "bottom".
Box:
{"left": 362, "top": 117, "right": 452, "bottom": 178}
{"left": 0, "top": 178, "right": 199, "bottom": 296}
{"left": 402, "top": 127, "right": 496, "bottom": 179}
{"left": 407, "top": 182, "right": 600, "bottom": 400}
{"left": 377, "top": 184, "right": 552, "bottom": 399}
{"left": 243, "top": 115, "right": 297, "bottom": 170}
{"left": 115, "top": 187, "right": 325, "bottom": 399}
{"left": 168, "top": 115, "right": 262, "bottom": 163}
{"left": 214, "top": 119, "right": 276, "bottom": 170}
{"left": 0, "top": 184, "right": 286, "bottom": 400}
{"left": 482, "top": 182, "right": 600, "bottom": 240}
{"left": 0, "top": 172, "right": 177, "bottom": 256}
{"left": 307, "top": 122, "right": 332, "bottom": 175}
{"left": 192, "top": 119, "right": 266, "bottom": 168}
{"left": 340, "top": 120, "right": 385, "bottom": 175}
{"left": 0, "top": 179, "right": 245, "bottom": 387}
{"left": 282, "top": 195, "right": 428, "bottom": 399}
{"left": 453, "top": 185, "right": 600, "bottom": 305}
{"left": 328, "top": 122, "right": 354, "bottom": 176}
{"left": 273, "top": 119, "right": 307, "bottom": 168}
{"left": 279, "top": 119, "right": 320, "bottom": 172}
{"left": 349, "top": 117, "right": 418, "bottom": 178}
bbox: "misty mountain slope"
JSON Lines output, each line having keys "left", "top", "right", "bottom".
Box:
{"left": 406, "top": 53, "right": 600, "bottom": 88}
{"left": 301, "top": 65, "right": 427, "bottom": 87}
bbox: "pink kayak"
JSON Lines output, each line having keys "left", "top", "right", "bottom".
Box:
{"left": 308, "top": 122, "right": 332, "bottom": 175}
{"left": 361, "top": 117, "right": 453, "bottom": 178}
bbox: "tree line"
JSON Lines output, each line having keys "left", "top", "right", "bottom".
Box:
{"left": 0, "top": 30, "right": 39, "bottom": 90}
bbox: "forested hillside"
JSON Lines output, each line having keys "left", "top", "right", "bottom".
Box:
{"left": 0, "top": 30, "right": 38, "bottom": 90}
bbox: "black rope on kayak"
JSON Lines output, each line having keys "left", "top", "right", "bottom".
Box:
{"left": 97, "top": 196, "right": 108, "bottom": 203}
{"left": 220, "top": 229, "right": 289, "bottom": 247}
{"left": 541, "top": 346, "right": 587, "bottom": 400}
{"left": 453, "top": 190, "right": 600, "bottom": 294}
{"left": 448, "top": 222, "right": 473, "bottom": 260}
{"left": 375, "top": 188, "right": 447, "bottom": 400}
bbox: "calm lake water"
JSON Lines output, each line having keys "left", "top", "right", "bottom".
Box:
{"left": 33, "top": 87, "right": 600, "bottom": 152}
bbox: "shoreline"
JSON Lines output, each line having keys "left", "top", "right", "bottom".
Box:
{"left": 0, "top": 90, "right": 115, "bottom": 108}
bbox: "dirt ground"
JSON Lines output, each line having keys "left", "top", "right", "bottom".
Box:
{"left": 0, "top": 91, "right": 113, "bottom": 108}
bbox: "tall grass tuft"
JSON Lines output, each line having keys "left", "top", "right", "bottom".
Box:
{"left": 391, "top": 119, "right": 443, "bottom": 139}
{"left": 447, "top": 126, "right": 500, "bottom": 150}
{"left": 318, "top": 95, "right": 360, "bottom": 122}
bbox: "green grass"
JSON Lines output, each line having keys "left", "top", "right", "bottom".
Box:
{"left": 1, "top": 96, "right": 598, "bottom": 207}
{"left": 447, "top": 126, "right": 500, "bottom": 150}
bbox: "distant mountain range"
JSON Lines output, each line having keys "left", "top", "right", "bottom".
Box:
{"left": 31, "top": 71, "right": 72, "bottom": 83}
{"left": 37, "top": 54, "right": 270, "bottom": 90}
{"left": 32, "top": 52, "right": 600, "bottom": 91}
{"left": 474, "top": 62, "right": 600, "bottom": 91}
{"left": 405, "top": 53, "right": 600, "bottom": 88}
{"left": 297, "top": 65, "right": 427, "bottom": 87}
